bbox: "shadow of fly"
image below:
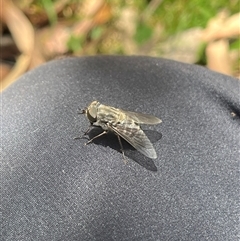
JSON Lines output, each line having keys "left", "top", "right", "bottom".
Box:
{"left": 76, "top": 101, "right": 162, "bottom": 161}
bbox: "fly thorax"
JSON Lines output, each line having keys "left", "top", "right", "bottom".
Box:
{"left": 118, "top": 112, "right": 127, "bottom": 122}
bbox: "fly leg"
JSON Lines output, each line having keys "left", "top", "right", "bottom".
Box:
{"left": 83, "top": 125, "right": 92, "bottom": 136}
{"left": 85, "top": 131, "right": 108, "bottom": 145}
{"left": 74, "top": 108, "right": 92, "bottom": 139}
{"left": 116, "top": 134, "right": 127, "bottom": 164}
{"left": 74, "top": 125, "right": 93, "bottom": 140}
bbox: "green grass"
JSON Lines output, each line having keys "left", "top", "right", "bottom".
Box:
{"left": 20, "top": 0, "right": 239, "bottom": 69}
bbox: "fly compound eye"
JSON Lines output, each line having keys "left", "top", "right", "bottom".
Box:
{"left": 87, "top": 106, "right": 97, "bottom": 122}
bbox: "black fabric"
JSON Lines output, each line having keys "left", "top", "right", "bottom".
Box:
{"left": 2, "top": 56, "right": 239, "bottom": 240}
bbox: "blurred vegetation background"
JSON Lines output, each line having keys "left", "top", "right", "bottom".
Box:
{"left": 1, "top": 0, "right": 239, "bottom": 90}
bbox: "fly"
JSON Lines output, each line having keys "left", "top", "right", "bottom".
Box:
{"left": 78, "top": 101, "right": 162, "bottom": 160}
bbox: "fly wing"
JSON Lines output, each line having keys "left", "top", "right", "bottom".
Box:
{"left": 109, "top": 123, "right": 158, "bottom": 159}
{"left": 120, "top": 109, "right": 162, "bottom": 125}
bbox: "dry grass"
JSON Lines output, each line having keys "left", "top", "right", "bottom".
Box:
{"left": 1, "top": 0, "right": 239, "bottom": 90}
